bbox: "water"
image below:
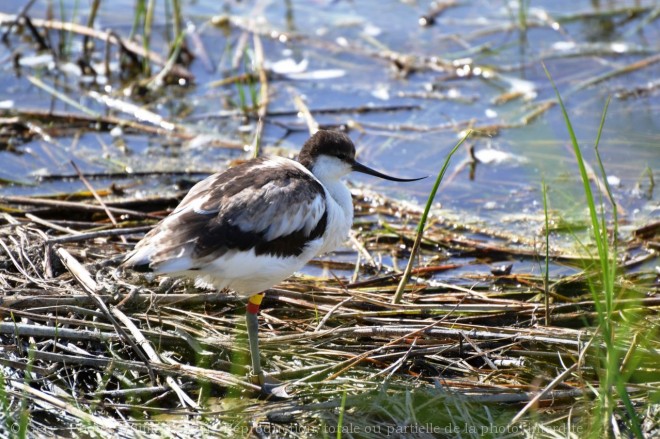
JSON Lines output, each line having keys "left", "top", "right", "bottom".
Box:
{"left": 1, "top": 0, "right": 658, "bottom": 235}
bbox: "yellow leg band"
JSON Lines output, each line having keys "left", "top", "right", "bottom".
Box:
{"left": 247, "top": 293, "right": 265, "bottom": 314}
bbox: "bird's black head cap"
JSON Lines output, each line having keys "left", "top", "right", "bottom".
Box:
{"left": 298, "top": 130, "right": 356, "bottom": 170}
{"left": 298, "top": 129, "right": 427, "bottom": 183}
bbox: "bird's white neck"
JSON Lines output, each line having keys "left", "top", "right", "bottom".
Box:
{"left": 310, "top": 156, "right": 354, "bottom": 252}
{"left": 310, "top": 156, "right": 353, "bottom": 212}
{"left": 310, "top": 155, "right": 352, "bottom": 182}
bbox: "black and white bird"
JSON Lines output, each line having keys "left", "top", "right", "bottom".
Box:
{"left": 122, "top": 130, "right": 423, "bottom": 393}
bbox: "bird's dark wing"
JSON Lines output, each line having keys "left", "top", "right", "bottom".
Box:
{"left": 123, "top": 157, "right": 327, "bottom": 271}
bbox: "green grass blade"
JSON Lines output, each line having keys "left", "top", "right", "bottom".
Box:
{"left": 592, "top": 95, "right": 616, "bottom": 311}
{"left": 337, "top": 389, "right": 347, "bottom": 439}
{"left": 541, "top": 179, "right": 550, "bottom": 326}
{"left": 391, "top": 130, "right": 471, "bottom": 304}
{"left": 542, "top": 64, "right": 609, "bottom": 287}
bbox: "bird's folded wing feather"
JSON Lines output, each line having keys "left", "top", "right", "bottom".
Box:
{"left": 124, "top": 158, "right": 327, "bottom": 270}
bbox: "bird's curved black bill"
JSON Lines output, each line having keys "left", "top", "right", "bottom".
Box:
{"left": 352, "top": 161, "right": 426, "bottom": 182}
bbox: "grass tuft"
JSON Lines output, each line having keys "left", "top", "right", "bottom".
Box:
{"left": 543, "top": 63, "right": 644, "bottom": 438}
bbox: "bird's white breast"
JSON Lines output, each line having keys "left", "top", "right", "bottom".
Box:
{"left": 307, "top": 155, "right": 354, "bottom": 254}
{"left": 318, "top": 179, "right": 353, "bottom": 254}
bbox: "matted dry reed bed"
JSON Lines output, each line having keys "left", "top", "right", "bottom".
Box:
{"left": 1, "top": 188, "right": 658, "bottom": 437}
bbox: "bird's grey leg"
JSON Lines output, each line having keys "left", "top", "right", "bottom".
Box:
{"left": 245, "top": 293, "right": 289, "bottom": 397}
{"left": 246, "top": 293, "right": 265, "bottom": 384}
